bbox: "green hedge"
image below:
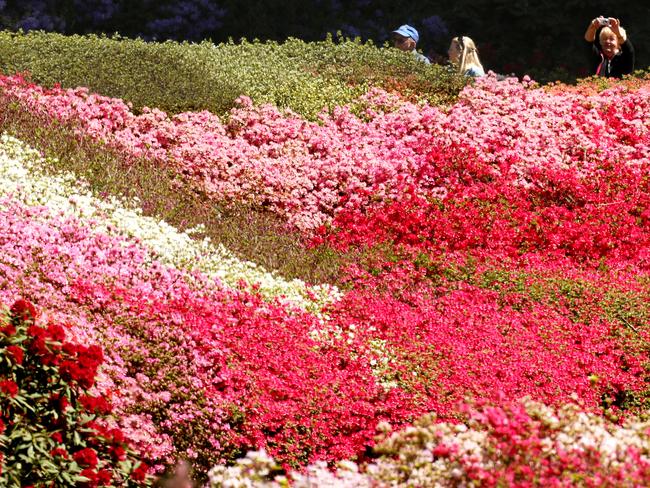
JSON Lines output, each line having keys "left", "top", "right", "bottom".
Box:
{"left": 0, "top": 30, "right": 466, "bottom": 119}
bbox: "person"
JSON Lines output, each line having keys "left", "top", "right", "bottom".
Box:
{"left": 392, "top": 24, "right": 431, "bottom": 64}
{"left": 584, "top": 17, "right": 634, "bottom": 78}
{"left": 448, "top": 36, "right": 485, "bottom": 77}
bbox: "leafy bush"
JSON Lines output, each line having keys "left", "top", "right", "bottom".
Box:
{"left": 0, "top": 30, "right": 466, "bottom": 119}
{"left": 0, "top": 299, "right": 151, "bottom": 487}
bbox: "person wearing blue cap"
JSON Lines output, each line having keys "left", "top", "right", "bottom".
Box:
{"left": 392, "top": 24, "right": 430, "bottom": 64}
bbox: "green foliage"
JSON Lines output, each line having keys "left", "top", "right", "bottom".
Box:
{"left": 0, "top": 300, "right": 151, "bottom": 487}
{"left": 0, "top": 30, "right": 466, "bottom": 120}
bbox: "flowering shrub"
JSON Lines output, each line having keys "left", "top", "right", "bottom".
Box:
{"left": 205, "top": 399, "right": 650, "bottom": 487}
{"left": 1, "top": 62, "right": 650, "bottom": 484}
{"left": 0, "top": 134, "right": 338, "bottom": 312}
{"left": 0, "top": 136, "right": 416, "bottom": 475}
{"left": 323, "top": 264, "right": 649, "bottom": 418}
{"left": 0, "top": 74, "right": 648, "bottom": 231}
{"left": 67, "top": 278, "right": 419, "bottom": 474}
{"left": 0, "top": 299, "right": 150, "bottom": 487}
{"left": 368, "top": 399, "right": 650, "bottom": 487}
{"left": 207, "top": 450, "right": 372, "bottom": 487}
{"left": 319, "top": 133, "right": 650, "bottom": 266}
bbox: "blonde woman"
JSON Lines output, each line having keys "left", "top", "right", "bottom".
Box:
{"left": 584, "top": 17, "right": 634, "bottom": 78}
{"left": 448, "top": 36, "right": 485, "bottom": 77}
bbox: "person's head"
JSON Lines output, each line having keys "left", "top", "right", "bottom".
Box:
{"left": 392, "top": 24, "right": 419, "bottom": 52}
{"left": 448, "top": 36, "right": 483, "bottom": 74}
{"left": 599, "top": 26, "right": 626, "bottom": 59}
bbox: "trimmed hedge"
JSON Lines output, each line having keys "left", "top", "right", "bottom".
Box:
{"left": 0, "top": 30, "right": 467, "bottom": 119}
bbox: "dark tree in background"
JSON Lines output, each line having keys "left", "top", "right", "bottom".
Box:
{"left": 0, "top": 0, "right": 648, "bottom": 81}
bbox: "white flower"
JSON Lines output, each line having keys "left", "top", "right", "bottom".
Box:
{"left": 0, "top": 134, "right": 340, "bottom": 314}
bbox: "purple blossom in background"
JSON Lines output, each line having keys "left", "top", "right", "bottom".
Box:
{"left": 13, "top": 0, "right": 66, "bottom": 31}
{"left": 0, "top": 0, "right": 226, "bottom": 42}
{"left": 73, "top": 0, "right": 119, "bottom": 25}
{"left": 421, "top": 15, "right": 448, "bottom": 39}
{"left": 143, "top": 0, "right": 226, "bottom": 41}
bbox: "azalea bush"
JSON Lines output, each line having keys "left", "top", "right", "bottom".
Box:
{"left": 0, "top": 44, "right": 650, "bottom": 485}
{"left": 1, "top": 73, "right": 648, "bottom": 232}
{"left": 0, "top": 97, "right": 342, "bottom": 286}
{"left": 367, "top": 399, "right": 650, "bottom": 487}
{"left": 205, "top": 399, "right": 650, "bottom": 487}
{"left": 0, "top": 299, "right": 150, "bottom": 487}
{"left": 0, "top": 134, "right": 338, "bottom": 311}
{"left": 0, "top": 136, "right": 416, "bottom": 476}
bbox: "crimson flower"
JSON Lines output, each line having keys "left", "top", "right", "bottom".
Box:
{"left": 0, "top": 379, "right": 19, "bottom": 397}
{"left": 46, "top": 323, "right": 66, "bottom": 342}
{"left": 79, "top": 394, "right": 112, "bottom": 415}
{"left": 73, "top": 447, "right": 99, "bottom": 468}
{"left": 6, "top": 345, "right": 24, "bottom": 365}
{"left": 130, "top": 463, "right": 149, "bottom": 482}
{"left": 0, "top": 324, "right": 16, "bottom": 336}
{"left": 10, "top": 299, "right": 37, "bottom": 322}
{"left": 50, "top": 447, "right": 69, "bottom": 458}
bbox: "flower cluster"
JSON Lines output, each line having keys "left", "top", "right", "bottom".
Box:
{"left": 206, "top": 399, "right": 650, "bottom": 487}
{"left": 0, "top": 134, "right": 337, "bottom": 312}
{"left": 0, "top": 74, "right": 648, "bottom": 232}
{"left": 368, "top": 398, "right": 650, "bottom": 486}
{"left": 0, "top": 136, "right": 412, "bottom": 474}
{"left": 1, "top": 70, "right": 650, "bottom": 483}
{"left": 0, "top": 299, "right": 150, "bottom": 487}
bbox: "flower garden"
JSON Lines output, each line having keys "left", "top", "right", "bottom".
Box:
{"left": 1, "top": 32, "right": 650, "bottom": 486}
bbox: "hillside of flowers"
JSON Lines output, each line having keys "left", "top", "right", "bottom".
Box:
{"left": 1, "top": 47, "right": 650, "bottom": 486}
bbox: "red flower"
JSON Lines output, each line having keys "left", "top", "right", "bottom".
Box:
{"left": 59, "top": 360, "right": 90, "bottom": 388}
{"left": 0, "top": 418, "right": 5, "bottom": 434}
{"left": 46, "top": 323, "right": 66, "bottom": 342}
{"left": 96, "top": 469, "right": 113, "bottom": 485}
{"left": 51, "top": 431, "right": 63, "bottom": 443}
{"left": 109, "top": 444, "right": 126, "bottom": 461}
{"left": 27, "top": 326, "right": 49, "bottom": 357}
{"left": 130, "top": 462, "right": 149, "bottom": 482}
{"left": 59, "top": 345, "right": 103, "bottom": 389}
{"left": 73, "top": 448, "right": 99, "bottom": 468}
{"left": 10, "top": 299, "right": 37, "bottom": 322}
{"left": 79, "top": 468, "right": 99, "bottom": 488}
{"left": 106, "top": 428, "right": 125, "bottom": 444}
{"left": 78, "top": 345, "right": 104, "bottom": 368}
{"left": 6, "top": 345, "right": 24, "bottom": 365}
{"left": 62, "top": 342, "right": 79, "bottom": 356}
{"left": 79, "top": 394, "right": 112, "bottom": 415}
{"left": 0, "top": 324, "right": 16, "bottom": 336}
{"left": 50, "top": 447, "right": 69, "bottom": 458}
{"left": 0, "top": 379, "right": 19, "bottom": 397}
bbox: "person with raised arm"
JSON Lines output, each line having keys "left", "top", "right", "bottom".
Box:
{"left": 584, "top": 17, "right": 634, "bottom": 78}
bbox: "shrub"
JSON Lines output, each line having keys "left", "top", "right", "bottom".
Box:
{"left": 0, "top": 299, "right": 151, "bottom": 487}
{"left": 204, "top": 399, "right": 650, "bottom": 487}
{"left": 369, "top": 399, "right": 650, "bottom": 486}
{"left": 0, "top": 30, "right": 466, "bottom": 119}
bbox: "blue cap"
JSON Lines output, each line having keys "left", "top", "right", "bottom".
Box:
{"left": 392, "top": 25, "right": 419, "bottom": 43}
